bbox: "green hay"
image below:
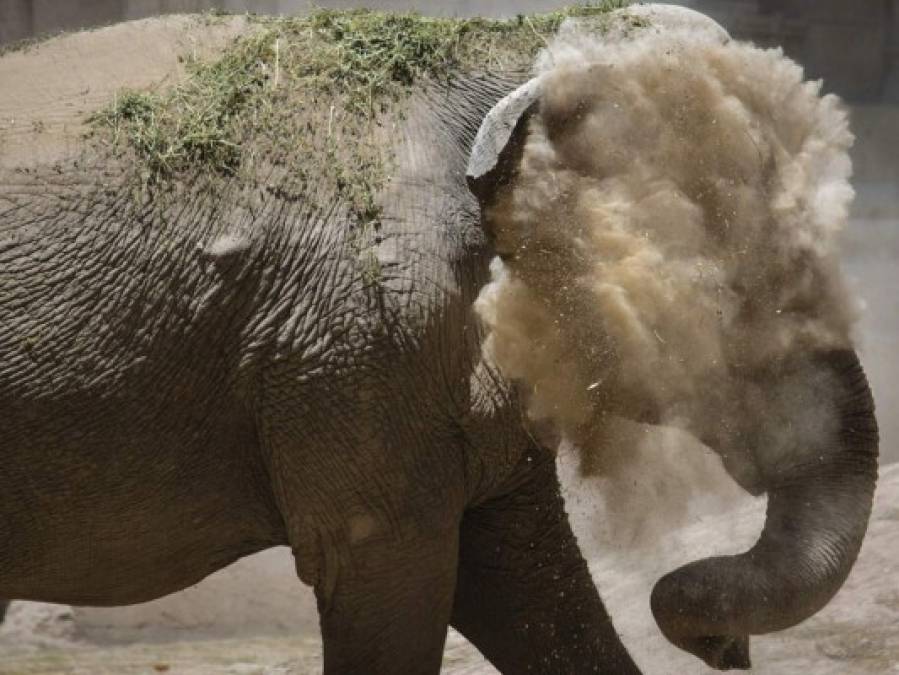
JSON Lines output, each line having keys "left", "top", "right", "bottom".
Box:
{"left": 88, "top": 3, "right": 636, "bottom": 277}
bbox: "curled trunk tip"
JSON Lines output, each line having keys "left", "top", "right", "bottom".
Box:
{"left": 652, "top": 349, "right": 878, "bottom": 670}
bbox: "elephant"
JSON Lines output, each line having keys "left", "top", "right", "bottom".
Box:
{"left": 0, "top": 5, "right": 878, "bottom": 674}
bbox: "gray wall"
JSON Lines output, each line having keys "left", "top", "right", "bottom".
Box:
{"left": 1, "top": 0, "right": 898, "bottom": 101}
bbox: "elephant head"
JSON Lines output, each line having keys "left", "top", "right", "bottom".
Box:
{"left": 467, "top": 50, "right": 879, "bottom": 675}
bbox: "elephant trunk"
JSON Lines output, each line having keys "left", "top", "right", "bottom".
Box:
{"left": 650, "top": 349, "right": 879, "bottom": 670}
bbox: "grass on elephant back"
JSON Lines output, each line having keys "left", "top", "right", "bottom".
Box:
{"left": 84, "top": 1, "right": 636, "bottom": 272}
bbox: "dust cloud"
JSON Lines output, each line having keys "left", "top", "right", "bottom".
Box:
{"left": 475, "top": 7, "right": 860, "bottom": 542}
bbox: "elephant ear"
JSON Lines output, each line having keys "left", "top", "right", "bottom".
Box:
{"left": 466, "top": 78, "right": 543, "bottom": 204}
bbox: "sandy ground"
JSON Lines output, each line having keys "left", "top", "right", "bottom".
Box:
{"left": 2, "top": 461, "right": 897, "bottom": 675}
{"left": 0, "top": 15, "right": 248, "bottom": 168}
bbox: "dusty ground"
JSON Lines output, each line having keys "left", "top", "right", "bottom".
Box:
{"left": 583, "top": 461, "right": 899, "bottom": 675}
{"left": 0, "top": 15, "right": 248, "bottom": 168}
{"left": 2, "top": 461, "right": 897, "bottom": 675}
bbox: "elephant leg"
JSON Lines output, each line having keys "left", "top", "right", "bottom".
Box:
{"left": 313, "top": 526, "right": 459, "bottom": 675}
{"left": 0, "top": 600, "right": 8, "bottom": 623}
{"left": 451, "top": 447, "right": 640, "bottom": 674}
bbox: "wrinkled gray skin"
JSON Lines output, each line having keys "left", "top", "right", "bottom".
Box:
{"left": 0, "top": 44, "right": 879, "bottom": 675}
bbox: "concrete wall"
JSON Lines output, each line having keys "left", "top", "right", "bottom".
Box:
{"left": 758, "top": 0, "right": 894, "bottom": 100}
{"left": 1, "top": 0, "right": 897, "bottom": 101}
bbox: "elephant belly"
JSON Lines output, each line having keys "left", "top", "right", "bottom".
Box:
{"left": 0, "top": 402, "right": 286, "bottom": 606}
